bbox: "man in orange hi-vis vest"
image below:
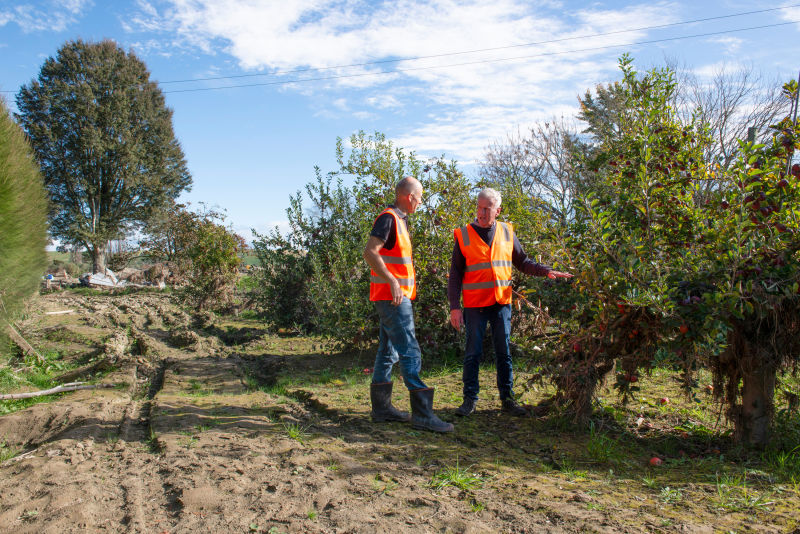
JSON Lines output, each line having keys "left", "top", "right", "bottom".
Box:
{"left": 449, "top": 188, "right": 572, "bottom": 417}
{"left": 363, "top": 176, "right": 453, "bottom": 433}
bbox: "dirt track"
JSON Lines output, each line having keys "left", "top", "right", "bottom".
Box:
{"left": 1, "top": 292, "right": 796, "bottom": 533}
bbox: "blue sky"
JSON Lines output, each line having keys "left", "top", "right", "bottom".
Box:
{"left": 2, "top": 1, "right": 800, "bottom": 240}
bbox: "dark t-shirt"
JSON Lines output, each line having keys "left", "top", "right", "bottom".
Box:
{"left": 447, "top": 222, "right": 551, "bottom": 309}
{"left": 370, "top": 206, "right": 408, "bottom": 250}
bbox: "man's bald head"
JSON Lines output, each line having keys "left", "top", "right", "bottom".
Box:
{"left": 396, "top": 176, "right": 422, "bottom": 197}
{"left": 394, "top": 176, "right": 423, "bottom": 214}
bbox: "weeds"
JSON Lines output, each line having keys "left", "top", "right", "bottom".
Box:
{"left": 763, "top": 445, "right": 800, "bottom": 482}
{"left": 146, "top": 427, "right": 161, "bottom": 453}
{"left": 659, "top": 486, "right": 683, "bottom": 504}
{"left": 179, "top": 436, "right": 198, "bottom": 449}
{"left": 558, "top": 458, "right": 588, "bottom": 480}
{"left": 19, "top": 509, "right": 38, "bottom": 522}
{"left": 326, "top": 460, "right": 340, "bottom": 471}
{"left": 0, "top": 441, "right": 20, "bottom": 462}
{"left": 372, "top": 474, "right": 398, "bottom": 495}
{"left": 283, "top": 422, "right": 309, "bottom": 444}
{"left": 714, "top": 471, "right": 774, "bottom": 512}
{"left": 182, "top": 379, "right": 212, "bottom": 397}
{"left": 0, "top": 394, "right": 60, "bottom": 416}
{"left": 429, "top": 459, "right": 483, "bottom": 492}
{"left": 470, "top": 499, "right": 485, "bottom": 513}
{"left": 586, "top": 422, "right": 622, "bottom": 464}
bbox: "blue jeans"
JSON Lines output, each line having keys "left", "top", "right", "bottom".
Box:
{"left": 372, "top": 297, "right": 428, "bottom": 390}
{"left": 462, "top": 303, "right": 514, "bottom": 401}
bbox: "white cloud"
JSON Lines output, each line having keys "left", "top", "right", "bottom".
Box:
{"left": 707, "top": 36, "right": 743, "bottom": 55}
{"left": 366, "top": 94, "right": 401, "bottom": 109}
{"left": 779, "top": 5, "right": 800, "bottom": 22}
{"left": 0, "top": 0, "right": 92, "bottom": 32}
{"left": 129, "top": 0, "right": 683, "bottom": 161}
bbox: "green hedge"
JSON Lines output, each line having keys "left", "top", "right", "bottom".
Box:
{"left": 0, "top": 99, "right": 48, "bottom": 328}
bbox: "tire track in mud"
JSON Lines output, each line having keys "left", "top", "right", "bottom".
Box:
{"left": 115, "top": 357, "right": 184, "bottom": 533}
{"left": 118, "top": 358, "right": 170, "bottom": 443}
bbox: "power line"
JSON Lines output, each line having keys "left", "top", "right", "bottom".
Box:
{"left": 162, "top": 20, "right": 800, "bottom": 94}
{"left": 157, "top": 3, "right": 800, "bottom": 85}
{"left": 2, "top": 5, "right": 798, "bottom": 95}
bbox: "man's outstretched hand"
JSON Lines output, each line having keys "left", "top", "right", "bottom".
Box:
{"left": 547, "top": 270, "right": 573, "bottom": 279}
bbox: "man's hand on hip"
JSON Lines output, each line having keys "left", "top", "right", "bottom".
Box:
{"left": 450, "top": 309, "right": 464, "bottom": 330}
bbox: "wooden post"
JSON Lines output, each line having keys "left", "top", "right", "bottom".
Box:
{"left": 787, "top": 70, "right": 800, "bottom": 176}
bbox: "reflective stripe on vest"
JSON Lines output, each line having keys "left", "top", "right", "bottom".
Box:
{"left": 454, "top": 222, "right": 514, "bottom": 307}
{"left": 370, "top": 207, "right": 416, "bottom": 301}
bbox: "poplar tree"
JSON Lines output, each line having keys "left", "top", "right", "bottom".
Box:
{"left": 16, "top": 39, "right": 191, "bottom": 273}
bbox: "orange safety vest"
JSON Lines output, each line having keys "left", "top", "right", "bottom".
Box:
{"left": 370, "top": 208, "right": 416, "bottom": 301}
{"left": 454, "top": 222, "right": 514, "bottom": 307}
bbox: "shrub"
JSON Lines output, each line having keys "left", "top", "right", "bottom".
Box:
{"left": 182, "top": 213, "right": 246, "bottom": 311}
{"left": 253, "top": 131, "right": 473, "bottom": 356}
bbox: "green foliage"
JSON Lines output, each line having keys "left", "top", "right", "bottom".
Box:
{"left": 139, "top": 201, "right": 197, "bottom": 267}
{"left": 546, "top": 55, "right": 708, "bottom": 419}
{"left": 140, "top": 203, "right": 245, "bottom": 310}
{"left": 0, "top": 441, "right": 20, "bottom": 462}
{"left": 0, "top": 98, "right": 48, "bottom": 332}
{"left": 283, "top": 421, "right": 309, "bottom": 444}
{"left": 182, "top": 210, "right": 246, "bottom": 311}
{"left": 252, "top": 131, "right": 473, "bottom": 355}
{"left": 429, "top": 459, "right": 483, "bottom": 491}
{"left": 527, "top": 56, "right": 800, "bottom": 446}
{"left": 15, "top": 39, "right": 191, "bottom": 272}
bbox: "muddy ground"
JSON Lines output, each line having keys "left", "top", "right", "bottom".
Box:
{"left": 0, "top": 291, "right": 798, "bottom": 533}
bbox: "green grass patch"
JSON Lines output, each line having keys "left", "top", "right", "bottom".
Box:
{"left": 429, "top": 459, "right": 483, "bottom": 491}
{"left": 0, "top": 394, "right": 62, "bottom": 415}
{"left": 0, "top": 441, "right": 21, "bottom": 462}
{"left": 283, "top": 421, "right": 309, "bottom": 444}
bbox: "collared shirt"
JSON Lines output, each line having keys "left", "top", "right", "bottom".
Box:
{"left": 448, "top": 222, "right": 551, "bottom": 310}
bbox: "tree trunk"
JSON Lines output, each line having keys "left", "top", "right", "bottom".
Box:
{"left": 71, "top": 246, "right": 83, "bottom": 265}
{"left": 91, "top": 244, "right": 107, "bottom": 274}
{"left": 734, "top": 352, "right": 777, "bottom": 448}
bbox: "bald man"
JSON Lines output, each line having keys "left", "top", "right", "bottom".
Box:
{"left": 363, "top": 177, "right": 453, "bottom": 433}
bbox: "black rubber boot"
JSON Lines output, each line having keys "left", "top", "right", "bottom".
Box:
{"left": 455, "top": 397, "right": 477, "bottom": 416}
{"left": 370, "top": 382, "right": 411, "bottom": 422}
{"left": 409, "top": 388, "right": 454, "bottom": 432}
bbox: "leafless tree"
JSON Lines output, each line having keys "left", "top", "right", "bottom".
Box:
{"left": 669, "top": 58, "right": 791, "bottom": 171}
{"left": 481, "top": 117, "right": 583, "bottom": 227}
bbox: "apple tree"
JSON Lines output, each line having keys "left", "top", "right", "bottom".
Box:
{"left": 547, "top": 56, "right": 709, "bottom": 420}
{"left": 677, "top": 80, "right": 800, "bottom": 446}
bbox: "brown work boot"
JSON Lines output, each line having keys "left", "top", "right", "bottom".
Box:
{"left": 455, "top": 397, "right": 477, "bottom": 416}
{"left": 501, "top": 397, "right": 528, "bottom": 417}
